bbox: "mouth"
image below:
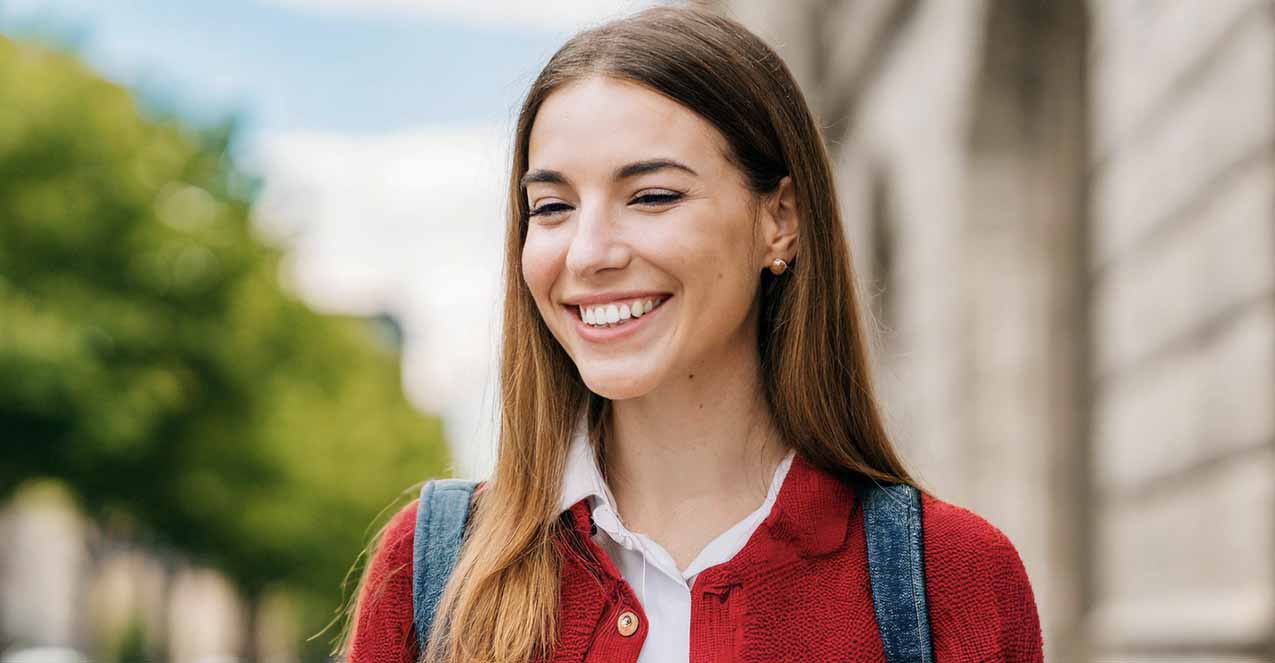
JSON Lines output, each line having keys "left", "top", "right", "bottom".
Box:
{"left": 564, "top": 295, "right": 672, "bottom": 342}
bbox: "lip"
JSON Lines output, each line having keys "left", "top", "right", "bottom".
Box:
{"left": 567, "top": 296, "right": 671, "bottom": 343}
{"left": 562, "top": 290, "right": 672, "bottom": 306}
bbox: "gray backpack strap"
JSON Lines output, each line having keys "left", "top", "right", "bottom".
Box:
{"left": 411, "top": 478, "right": 478, "bottom": 659}
{"left": 862, "top": 478, "right": 934, "bottom": 663}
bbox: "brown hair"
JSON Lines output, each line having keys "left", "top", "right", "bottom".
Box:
{"left": 344, "top": 5, "right": 919, "bottom": 662}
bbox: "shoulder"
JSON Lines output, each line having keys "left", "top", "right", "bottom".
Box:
{"left": 366, "top": 497, "right": 420, "bottom": 589}
{"left": 348, "top": 498, "right": 419, "bottom": 663}
{"left": 349, "top": 481, "right": 486, "bottom": 663}
{"left": 364, "top": 497, "right": 419, "bottom": 600}
{"left": 379, "top": 478, "right": 485, "bottom": 556}
{"left": 920, "top": 491, "right": 1026, "bottom": 577}
{"left": 383, "top": 497, "right": 420, "bottom": 552}
{"left": 919, "top": 491, "right": 1044, "bottom": 662}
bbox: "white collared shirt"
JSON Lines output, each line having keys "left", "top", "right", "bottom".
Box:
{"left": 558, "top": 413, "right": 796, "bottom": 663}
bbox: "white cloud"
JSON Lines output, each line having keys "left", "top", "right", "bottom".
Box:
{"left": 264, "top": 0, "right": 678, "bottom": 32}
{"left": 249, "top": 122, "right": 514, "bottom": 478}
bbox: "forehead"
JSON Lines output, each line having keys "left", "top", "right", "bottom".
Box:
{"left": 527, "top": 76, "right": 728, "bottom": 176}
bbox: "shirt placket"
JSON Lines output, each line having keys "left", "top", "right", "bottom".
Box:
{"left": 575, "top": 510, "right": 650, "bottom": 663}
{"left": 689, "top": 571, "right": 739, "bottom": 663}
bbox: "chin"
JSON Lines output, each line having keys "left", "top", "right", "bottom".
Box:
{"left": 579, "top": 368, "right": 663, "bottom": 401}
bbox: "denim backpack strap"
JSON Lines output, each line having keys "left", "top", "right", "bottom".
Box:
{"left": 411, "top": 478, "right": 478, "bottom": 660}
{"left": 862, "top": 478, "right": 934, "bottom": 663}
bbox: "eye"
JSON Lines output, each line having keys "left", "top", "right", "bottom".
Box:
{"left": 528, "top": 201, "right": 572, "bottom": 220}
{"left": 632, "top": 190, "right": 684, "bottom": 206}
{"left": 527, "top": 190, "right": 684, "bottom": 221}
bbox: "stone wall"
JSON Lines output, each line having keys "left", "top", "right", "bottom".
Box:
{"left": 711, "top": 0, "right": 1275, "bottom": 660}
{"left": 1086, "top": 1, "right": 1274, "bottom": 659}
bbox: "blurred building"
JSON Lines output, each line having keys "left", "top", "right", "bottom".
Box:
{"left": 708, "top": 0, "right": 1274, "bottom": 661}
{"left": 0, "top": 483, "right": 266, "bottom": 663}
{"left": 0, "top": 484, "right": 86, "bottom": 653}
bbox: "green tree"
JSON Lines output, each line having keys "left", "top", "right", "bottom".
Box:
{"left": 0, "top": 35, "right": 451, "bottom": 658}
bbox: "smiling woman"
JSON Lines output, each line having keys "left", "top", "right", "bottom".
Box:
{"left": 520, "top": 75, "right": 791, "bottom": 403}
{"left": 343, "top": 5, "right": 1043, "bottom": 663}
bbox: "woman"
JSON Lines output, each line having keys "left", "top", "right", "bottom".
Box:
{"left": 343, "top": 6, "right": 1043, "bottom": 663}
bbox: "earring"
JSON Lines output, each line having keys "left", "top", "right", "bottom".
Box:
{"left": 768, "top": 257, "right": 788, "bottom": 275}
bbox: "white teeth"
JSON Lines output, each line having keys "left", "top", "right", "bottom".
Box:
{"left": 577, "top": 296, "right": 666, "bottom": 328}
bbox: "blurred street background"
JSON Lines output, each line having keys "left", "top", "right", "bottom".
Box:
{"left": 1, "top": 1, "right": 1271, "bottom": 662}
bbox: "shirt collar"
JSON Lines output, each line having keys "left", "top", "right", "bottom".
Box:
{"left": 558, "top": 408, "right": 616, "bottom": 515}
{"left": 558, "top": 409, "right": 856, "bottom": 579}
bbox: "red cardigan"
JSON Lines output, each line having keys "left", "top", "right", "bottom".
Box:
{"left": 349, "top": 453, "right": 1044, "bottom": 662}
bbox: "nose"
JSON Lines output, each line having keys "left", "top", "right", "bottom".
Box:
{"left": 564, "top": 199, "right": 630, "bottom": 277}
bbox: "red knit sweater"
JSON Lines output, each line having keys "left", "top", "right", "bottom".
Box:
{"left": 349, "top": 453, "right": 1044, "bottom": 662}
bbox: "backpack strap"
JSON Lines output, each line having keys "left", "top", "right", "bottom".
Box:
{"left": 411, "top": 478, "right": 479, "bottom": 659}
{"left": 862, "top": 478, "right": 934, "bottom": 663}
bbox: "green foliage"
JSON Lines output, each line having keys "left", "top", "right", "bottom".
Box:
{"left": 108, "top": 616, "right": 150, "bottom": 663}
{"left": 0, "top": 36, "right": 451, "bottom": 656}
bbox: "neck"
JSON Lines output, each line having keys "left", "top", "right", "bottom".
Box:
{"left": 601, "top": 328, "right": 789, "bottom": 536}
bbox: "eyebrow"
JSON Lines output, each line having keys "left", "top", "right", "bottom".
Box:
{"left": 519, "top": 158, "right": 699, "bottom": 189}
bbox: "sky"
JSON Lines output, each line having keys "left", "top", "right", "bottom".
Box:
{"left": 0, "top": 0, "right": 673, "bottom": 477}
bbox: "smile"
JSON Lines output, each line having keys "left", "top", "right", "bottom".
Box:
{"left": 567, "top": 295, "right": 671, "bottom": 342}
{"left": 577, "top": 295, "right": 670, "bottom": 327}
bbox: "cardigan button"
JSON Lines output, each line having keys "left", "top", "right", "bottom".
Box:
{"left": 616, "top": 610, "right": 639, "bottom": 637}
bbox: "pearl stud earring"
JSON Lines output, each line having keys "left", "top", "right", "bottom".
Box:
{"left": 768, "top": 258, "right": 788, "bottom": 275}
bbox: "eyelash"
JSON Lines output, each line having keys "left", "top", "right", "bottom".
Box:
{"left": 528, "top": 191, "right": 684, "bottom": 219}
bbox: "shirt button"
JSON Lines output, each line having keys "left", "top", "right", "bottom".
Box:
{"left": 616, "top": 610, "right": 639, "bottom": 637}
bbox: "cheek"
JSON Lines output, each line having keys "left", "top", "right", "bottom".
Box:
{"left": 520, "top": 232, "right": 561, "bottom": 303}
{"left": 678, "top": 202, "right": 755, "bottom": 284}
{"left": 681, "top": 206, "right": 760, "bottom": 317}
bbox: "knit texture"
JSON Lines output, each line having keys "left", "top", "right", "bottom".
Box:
{"left": 349, "top": 454, "right": 1043, "bottom": 663}
{"left": 348, "top": 501, "right": 418, "bottom": 663}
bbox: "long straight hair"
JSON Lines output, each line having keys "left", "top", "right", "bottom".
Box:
{"left": 388, "top": 6, "right": 918, "bottom": 662}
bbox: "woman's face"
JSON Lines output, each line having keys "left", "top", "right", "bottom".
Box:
{"left": 521, "top": 75, "right": 788, "bottom": 400}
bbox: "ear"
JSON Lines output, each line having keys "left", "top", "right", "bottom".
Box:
{"left": 760, "top": 175, "right": 799, "bottom": 265}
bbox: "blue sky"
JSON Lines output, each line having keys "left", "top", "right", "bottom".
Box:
{"left": 0, "top": 0, "right": 571, "bottom": 149}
